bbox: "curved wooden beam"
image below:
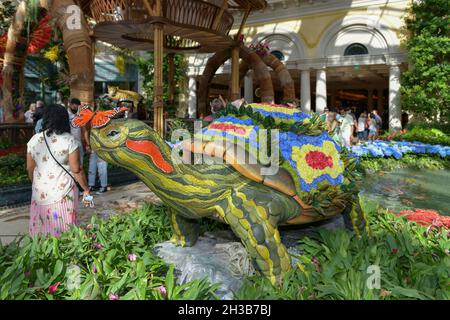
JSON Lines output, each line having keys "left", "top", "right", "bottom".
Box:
{"left": 198, "top": 45, "right": 274, "bottom": 116}
{"left": 239, "top": 53, "right": 296, "bottom": 102}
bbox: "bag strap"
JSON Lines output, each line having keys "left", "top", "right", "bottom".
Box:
{"left": 43, "top": 132, "right": 83, "bottom": 191}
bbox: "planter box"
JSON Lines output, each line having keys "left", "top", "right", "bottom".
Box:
{"left": 0, "top": 168, "right": 139, "bottom": 208}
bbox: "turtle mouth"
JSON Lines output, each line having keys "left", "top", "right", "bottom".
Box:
{"left": 125, "top": 139, "right": 174, "bottom": 174}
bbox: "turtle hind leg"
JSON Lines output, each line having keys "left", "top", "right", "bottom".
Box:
{"left": 216, "top": 188, "right": 293, "bottom": 284}
{"left": 167, "top": 208, "right": 200, "bottom": 247}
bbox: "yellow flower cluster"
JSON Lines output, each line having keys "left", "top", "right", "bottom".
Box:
{"left": 43, "top": 46, "right": 59, "bottom": 63}
{"left": 115, "top": 55, "right": 125, "bottom": 75}
{"left": 292, "top": 141, "right": 343, "bottom": 185}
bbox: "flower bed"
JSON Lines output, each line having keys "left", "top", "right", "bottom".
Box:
{"left": 349, "top": 140, "right": 450, "bottom": 159}
{"left": 1, "top": 200, "right": 448, "bottom": 300}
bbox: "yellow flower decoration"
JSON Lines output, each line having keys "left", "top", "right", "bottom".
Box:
{"left": 115, "top": 55, "right": 125, "bottom": 75}
{"left": 43, "top": 46, "right": 59, "bottom": 63}
{"left": 292, "top": 140, "right": 343, "bottom": 185}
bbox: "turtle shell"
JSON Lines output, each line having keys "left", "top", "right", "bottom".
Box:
{"left": 183, "top": 102, "right": 346, "bottom": 211}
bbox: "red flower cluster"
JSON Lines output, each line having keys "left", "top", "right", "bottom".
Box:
{"left": 305, "top": 151, "right": 333, "bottom": 170}
{"left": 397, "top": 209, "right": 450, "bottom": 229}
{"left": 210, "top": 123, "right": 247, "bottom": 135}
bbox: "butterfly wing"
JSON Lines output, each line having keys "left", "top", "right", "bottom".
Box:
{"left": 91, "top": 107, "right": 129, "bottom": 128}
{"left": 71, "top": 105, "right": 94, "bottom": 128}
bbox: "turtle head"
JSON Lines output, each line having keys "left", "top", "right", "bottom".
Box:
{"left": 90, "top": 118, "right": 175, "bottom": 176}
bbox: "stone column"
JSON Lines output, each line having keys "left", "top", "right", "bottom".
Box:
{"left": 300, "top": 69, "right": 311, "bottom": 113}
{"left": 188, "top": 76, "right": 197, "bottom": 119}
{"left": 315, "top": 68, "right": 327, "bottom": 113}
{"left": 388, "top": 64, "right": 402, "bottom": 131}
{"left": 368, "top": 88, "right": 374, "bottom": 111}
{"left": 244, "top": 71, "right": 254, "bottom": 103}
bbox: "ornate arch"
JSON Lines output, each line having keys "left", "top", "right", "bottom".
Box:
{"left": 250, "top": 27, "right": 307, "bottom": 61}
{"left": 316, "top": 15, "right": 400, "bottom": 58}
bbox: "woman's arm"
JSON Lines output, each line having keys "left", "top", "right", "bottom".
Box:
{"left": 68, "top": 149, "right": 90, "bottom": 194}
{"left": 26, "top": 153, "right": 36, "bottom": 182}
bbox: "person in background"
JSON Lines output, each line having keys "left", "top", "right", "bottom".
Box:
{"left": 372, "top": 109, "right": 383, "bottom": 137}
{"left": 357, "top": 112, "right": 368, "bottom": 143}
{"left": 340, "top": 107, "right": 354, "bottom": 148}
{"left": 204, "top": 96, "right": 226, "bottom": 122}
{"left": 26, "top": 104, "right": 91, "bottom": 237}
{"left": 326, "top": 111, "right": 340, "bottom": 144}
{"left": 319, "top": 107, "right": 329, "bottom": 123}
{"left": 88, "top": 130, "right": 109, "bottom": 195}
{"left": 33, "top": 100, "right": 45, "bottom": 133}
{"left": 402, "top": 112, "right": 409, "bottom": 129}
{"left": 368, "top": 113, "right": 378, "bottom": 140}
{"left": 67, "top": 98, "right": 90, "bottom": 165}
{"left": 25, "top": 103, "right": 36, "bottom": 123}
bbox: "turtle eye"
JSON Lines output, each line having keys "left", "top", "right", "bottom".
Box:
{"left": 107, "top": 130, "right": 120, "bottom": 138}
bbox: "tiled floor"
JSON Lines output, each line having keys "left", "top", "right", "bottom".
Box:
{"left": 0, "top": 182, "right": 161, "bottom": 245}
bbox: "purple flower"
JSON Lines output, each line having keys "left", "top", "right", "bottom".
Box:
{"left": 158, "top": 285, "right": 167, "bottom": 296}
{"left": 91, "top": 233, "right": 97, "bottom": 240}
{"left": 109, "top": 293, "right": 119, "bottom": 300}
{"left": 92, "top": 264, "right": 97, "bottom": 273}
{"left": 94, "top": 243, "right": 103, "bottom": 250}
{"left": 53, "top": 212, "right": 59, "bottom": 220}
{"left": 128, "top": 253, "right": 137, "bottom": 262}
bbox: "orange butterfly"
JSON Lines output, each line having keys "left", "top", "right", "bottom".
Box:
{"left": 71, "top": 105, "right": 129, "bottom": 129}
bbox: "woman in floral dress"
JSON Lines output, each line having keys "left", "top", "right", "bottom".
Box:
{"left": 27, "top": 104, "right": 91, "bottom": 237}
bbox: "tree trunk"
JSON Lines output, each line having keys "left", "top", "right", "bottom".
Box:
{"left": 1, "top": 1, "right": 27, "bottom": 123}
{"left": 45, "top": 0, "right": 94, "bottom": 104}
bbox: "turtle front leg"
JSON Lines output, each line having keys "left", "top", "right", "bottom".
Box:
{"left": 215, "top": 189, "right": 292, "bottom": 284}
{"left": 167, "top": 208, "right": 200, "bottom": 247}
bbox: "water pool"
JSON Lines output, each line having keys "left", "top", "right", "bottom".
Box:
{"left": 359, "top": 168, "right": 450, "bottom": 216}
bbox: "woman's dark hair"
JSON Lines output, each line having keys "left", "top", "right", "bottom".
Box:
{"left": 43, "top": 104, "right": 71, "bottom": 136}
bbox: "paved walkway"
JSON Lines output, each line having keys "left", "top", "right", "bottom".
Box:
{"left": 0, "top": 182, "right": 160, "bottom": 245}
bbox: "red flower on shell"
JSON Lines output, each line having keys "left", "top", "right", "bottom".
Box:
{"left": 305, "top": 151, "right": 333, "bottom": 170}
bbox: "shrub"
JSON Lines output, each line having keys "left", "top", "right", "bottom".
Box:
{"left": 0, "top": 154, "right": 28, "bottom": 186}
{"left": 0, "top": 204, "right": 220, "bottom": 300}
{"left": 236, "top": 200, "right": 450, "bottom": 300}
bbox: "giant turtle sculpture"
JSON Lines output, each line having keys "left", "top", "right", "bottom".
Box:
{"left": 74, "top": 102, "right": 366, "bottom": 283}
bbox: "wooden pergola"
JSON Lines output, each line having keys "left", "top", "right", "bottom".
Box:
{"left": 76, "top": 0, "right": 266, "bottom": 136}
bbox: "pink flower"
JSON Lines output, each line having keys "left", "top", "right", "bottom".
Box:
{"left": 158, "top": 285, "right": 167, "bottom": 296}
{"left": 94, "top": 243, "right": 103, "bottom": 250}
{"left": 92, "top": 264, "right": 97, "bottom": 273}
{"left": 91, "top": 233, "right": 97, "bottom": 240}
{"left": 128, "top": 253, "right": 137, "bottom": 262}
{"left": 48, "top": 282, "right": 60, "bottom": 294}
{"left": 109, "top": 293, "right": 119, "bottom": 300}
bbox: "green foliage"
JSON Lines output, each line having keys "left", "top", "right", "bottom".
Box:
{"left": 358, "top": 154, "right": 450, "bottom": 172}
{"left": 236, "top": 200, "right": 450, "bottom": 300}
{"left": 0, "top": 0, "right": 16, "bottom": 34}
{"left": 0, "top": 154, "right": 28, "bottom": 186}
{"left": 407, "top": 121, "right": 450, "bottom": 135}
{"left": 0, "top": 204, "right": 220, "bottom": 300}
{"left": 401, "top": 0, "right": 450, "bottom": 122}
{"left": 394, "top": 127, "right": 450, "bottom": 146}
{"left": 136, "top": 53, "right": 187, "bottom": 117}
